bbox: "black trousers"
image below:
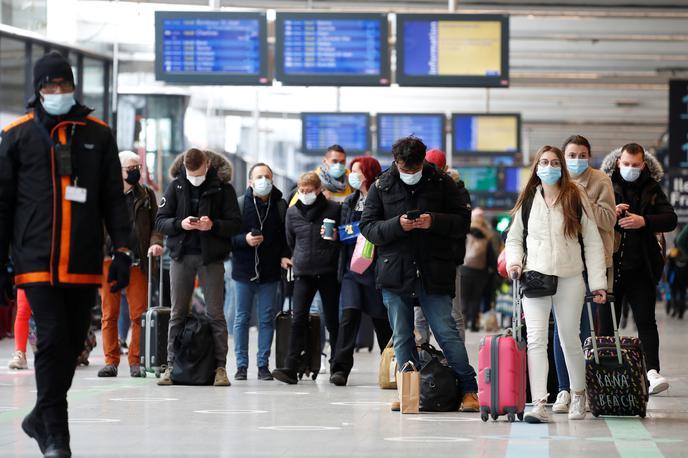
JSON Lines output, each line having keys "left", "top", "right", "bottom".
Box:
{"left": 24, "top": 286, "right": 95, "bottom": 438}
{"left": 332, "top": 308, "right": 392, "bottom": 376}
{"left": 599, "top": 269, "right": 661, "bottom": 371}
{"left": 460, "top": 266, "right": 489, "bottom": 331}
{"left": 285, "top": 273, "right": 340, "bottom": 370}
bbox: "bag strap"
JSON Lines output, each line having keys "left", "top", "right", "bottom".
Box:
{"left": 237, "top": 195, "right": 245, "bottom": 216}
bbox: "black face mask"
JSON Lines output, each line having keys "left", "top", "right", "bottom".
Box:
{"left": 125, "top": 169, "right": 141, "bottom": 186}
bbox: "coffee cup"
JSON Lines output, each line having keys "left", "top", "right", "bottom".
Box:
{"left": 323, "top": 218, "right": 336, "bottom": 240}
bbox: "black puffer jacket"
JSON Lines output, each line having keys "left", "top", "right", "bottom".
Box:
{"left": 0, "top": 103, "right": 130, "bottom": 287}
{"left": 285, "top": 193, "right": 341, "bottom": 277}
{"left": 155, "top": 152, "right": 241, "bottom": 264}
{"left": 359, "top": 163, "right": 471, "bottom": 297}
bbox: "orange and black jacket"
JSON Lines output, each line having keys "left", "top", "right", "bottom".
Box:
{"left": 0, "top": 103, "right": 130, "bottom": 287}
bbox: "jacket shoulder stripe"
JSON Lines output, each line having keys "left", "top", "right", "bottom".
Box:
{"left": 2, "top": 113, "right": 34, "bottom": 133}
{"left": 86, "top": 116, "right": 109, "bottom": 128}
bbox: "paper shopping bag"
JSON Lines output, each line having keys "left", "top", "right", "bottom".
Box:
{"left": 350, "top": 234, "right": 375, "bottom": 274}
{"left": 397, "top": 361, "right": 420, "bottom": 414}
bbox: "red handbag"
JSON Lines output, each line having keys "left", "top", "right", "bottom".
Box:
{"left": 497, "top": 249, "right": 508, "bottom": 279}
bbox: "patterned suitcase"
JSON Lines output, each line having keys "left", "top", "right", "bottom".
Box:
{"left": 139, "top": 255, "right": 171, "bottom": 378}
{"left": 583, "top": 294, "right": 649, "bottom": 417}
{"left": 478, "top": 277, "right": 527, "bottom": 422}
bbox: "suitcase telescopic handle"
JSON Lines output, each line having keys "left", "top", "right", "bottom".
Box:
{"left": 511, "top": 274, "right": 523, "bottom": 343}
{"left": 146, "top": 254, "right": 165, "bottom": 310}
{"left": 586, "top": 293, "right": 622, "bottom": 365}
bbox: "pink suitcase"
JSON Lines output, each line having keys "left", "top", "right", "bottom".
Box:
{"left": 478, "top": 277, "right": 527, "bottom": 422}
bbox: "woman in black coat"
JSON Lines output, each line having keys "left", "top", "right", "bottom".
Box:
{"left": 273, "top": 172, "right": 341, "bottom": 385}
{"left": 330, "top": 157, "right": 392, "bottom": 386}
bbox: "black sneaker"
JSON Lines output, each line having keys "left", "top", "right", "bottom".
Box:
{"left": 330, "top": 371, "right": 347, "bottom": 386}
{"left": 234, "top": 367, "right": 248, "bottom": 381}
{"left": 272, "top": 368, "right": 298, "bottom": 385}
{"left": 21, "top": 409, "right": 47, "bottom": 454}
{"left": 97, "top": 364, "right": 118, "bottom": 377}
{"left": 258, "top": 366, "right": 273, "bottom": 381}
{"left": 129, "top": 365, "right": 143, "bottom": 378}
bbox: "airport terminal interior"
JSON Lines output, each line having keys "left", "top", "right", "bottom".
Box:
{"left": 1, "top": 0, "right": 688, "bottom": 457}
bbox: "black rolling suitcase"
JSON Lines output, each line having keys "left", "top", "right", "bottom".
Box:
{"left": 140, "top": 255, "right": 170, "bottom": 378}
{"left": 356, "top": 312, "right": 375, "bottom": 352}
{"left": 584, "top": 294, "right": 649, "bottom": 417}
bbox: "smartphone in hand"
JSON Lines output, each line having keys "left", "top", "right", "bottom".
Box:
{"left": 405, "top": 210, "right": 422, "bottom": 220}
{"left": 189, "top": 216, "right": 200, "bottom": 223}
{"left": 251, "top": 229, "right": 263, "bottom": 236}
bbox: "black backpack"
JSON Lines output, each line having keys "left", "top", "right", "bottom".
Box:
{"left": 171, "top": 313, "right": 216, "bottom": 385}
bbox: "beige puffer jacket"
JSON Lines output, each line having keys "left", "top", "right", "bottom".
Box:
{"left": 505, "top": 186, "right": 607, "bottom": 292}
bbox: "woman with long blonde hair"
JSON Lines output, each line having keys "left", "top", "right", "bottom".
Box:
{"left": 505, "top": 145, "right": 607, "bottom": 423}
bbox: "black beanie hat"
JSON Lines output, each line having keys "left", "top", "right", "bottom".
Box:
{"left": 33, "top": 51, "right": 74, "bottom": 92}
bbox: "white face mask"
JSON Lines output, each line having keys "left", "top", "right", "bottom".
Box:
{"left": 620, "top": 166, "right": 642, "bottom": 183}
{"left": 298, "top": 191, "right": 317, "bottom": 205}
{"left": 186, "top": 169, "right": 206, "bottom": 187}
{"left": 252, "top": 177, "right": 273, "bottom": 197}
{"left": 41, "top": 92, "right": 75, "bottom": 116}
{"left": 399, "top": 169, "right": 422, "bottom": 186}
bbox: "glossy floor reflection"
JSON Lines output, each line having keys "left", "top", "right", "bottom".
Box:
{"left": 0, "top": 308, "right": 686, "bottom": 457}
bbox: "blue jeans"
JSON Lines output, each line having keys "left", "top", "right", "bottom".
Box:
{"left": 382, "top": 285, "right": 478, "bottom": 393}
{"left": 553, "top": 301, "right": 595, "bottom": 392}
{"left": 233, "top": 280, "right": 279, "bottom": 369}
{"left": 224, "top": 260, "right": 235, "bottom": 337}
{"left": 118, "top": 294, "right": 130, "bottom": 341}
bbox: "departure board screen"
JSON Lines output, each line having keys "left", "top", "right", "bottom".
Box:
{"left": 276, "top": 13, "right": 390, "bottom": 86}
{"left": 452, "top": 114, "right": 521, "bottom": 155}
{"left": 155, "top": 11, "right": 268, "bottom": 85}
{"left": 377, "top": 114, "right": 445, "bottom": 153}
{"left": 396, "top": 14, "right": 509, "bottom": 87}
{"left": 302, "top": 113, "right": 371, "bottom": 154}
{"left": 456, "top": 167, "right": 499, "bottom": 193}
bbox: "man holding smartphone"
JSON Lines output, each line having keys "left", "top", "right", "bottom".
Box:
{"left": 231, "top": 163, "right": 289, "bottom": 381}
{"left": 155, "top": 148, "right": 241, "bottom": 386}
{"left": 359, "top": 136, "right": 479, "bottom": 412}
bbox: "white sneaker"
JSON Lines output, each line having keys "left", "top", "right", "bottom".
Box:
{"left": 319, "top": 354, "right": 328, "bottom": 375}
{"left": 552, "top": 390, "right": 571, "bottom": 414}
{"left": 568, "top": 391, "right": 587, "bottom": 420}
{"left": 524, "top": 400, "right": 549, "bottom": 424}
{"left": 8, "top": 351, "right": 28, "bottom": 370}
{"left": 647, "top": 370, "right": 669, "bottom": 395}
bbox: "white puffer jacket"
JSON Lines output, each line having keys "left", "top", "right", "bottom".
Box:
{"left": 505, "top": 186, "right": 607, "bottom": 292}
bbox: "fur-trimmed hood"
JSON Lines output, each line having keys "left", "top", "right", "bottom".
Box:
{"left": 600, "top": 147, "right": 664, "bottom": 183}
{"left": 169, "top": 150, "right": 233, "bottom": 183}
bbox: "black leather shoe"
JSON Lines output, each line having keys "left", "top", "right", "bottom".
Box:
{"left": 271, "top": 368, "right": 298, "bottom": 385}
{"left": 129, "top": 365, "right": 143, "bottom": 378}
{"left": 44, "top": 435, "right": 71, "bottom": 458}
{"left": 234, "top": 367, "right": 247, "bottom": 381}
{"left": 330, "top": 371, "right": 348, "bottom": 386}
{"left": 97, "top": 364, "right": 118, "bottom": 377}
{"left": 21, "top": 409, "right": 47, "bottom": 454}
{"left": 257, "top": 366, "right": 273, "bottom": 381}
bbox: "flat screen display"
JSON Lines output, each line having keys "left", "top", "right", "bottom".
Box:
{"left": 376, "top": 114, "right": 445, "bottom": 154}
{"left": 456, "top": 167, "right": 499, "bottom": 193}
{"left": 155, "top": 11, "right": 268, "bottom": 85}
{"left": 302, "top": 113, "right": 371, "bottom": 154}
{"left": 452, "top": 113, "right": 521, "bottom": 155}
{"left": 396, "top": 14, "right": 509, "bottom": 87}
{"left": 276, "top": 13, "right": 390, "bottom": 86}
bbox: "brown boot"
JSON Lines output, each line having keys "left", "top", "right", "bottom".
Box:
{"left": 460, "top": 393, "right": 480, "bottom": 412}
{"left": 390, "top": 400, "right": 400, "bottom": 412}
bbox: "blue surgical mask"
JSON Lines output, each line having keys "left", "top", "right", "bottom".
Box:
{"left": 348, "top": 172, "right": 363, "bottom": 190}
{"left": 620, "top": 166, "right": 642, "bottom": 183}
{"left": 252, "top": 177, "right": 273, "bottom": 197}
{"left": 537, "top": 166, "right": 562, "bottom": 185}
{"left": 566, "top": 158, "right": 589, "bottom": 177}
{"left": 41, "top": 92, "right": 75, "bottom": 116}
{"left": 327, "top": 163, "right": 346, "bottom": 179}
{"left": 399, "top": 169, "right": 423, "bottom": 186}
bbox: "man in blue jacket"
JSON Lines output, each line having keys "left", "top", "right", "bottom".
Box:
{"left": 232, "top": 163, "right": 289, "bottom": 381}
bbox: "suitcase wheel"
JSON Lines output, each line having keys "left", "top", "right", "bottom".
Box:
{"left": 367, "top": 346, "right": 373, "bottom": 353}
{"left": 480, "top": 411, "right": 489, "bottom": 422}
{"left": 517, "top": 412, "right": 524, "bottom": 422}
{"left": 311, "top": 373, "right": 318, "bottom": 381}
{"left": 507, "top": 412, "right": 515, "bottom": 423}
{"left": 491, "top": 412, "right": 499, "bottom": 421}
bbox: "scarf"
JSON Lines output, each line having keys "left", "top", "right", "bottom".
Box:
{"left": 318, "top": 165, "right": 346, "bottom": 194}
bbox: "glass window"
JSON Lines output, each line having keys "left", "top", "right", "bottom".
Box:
{"left": 83, "top": 58, "right": 105, "bottom": 119}
{"left": 0, "top": 36, "right": 27, "bottom": 121}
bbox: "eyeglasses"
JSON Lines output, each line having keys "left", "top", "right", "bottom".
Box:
{"left": 538, "top": 159, "right": 562, "bottom": 168}
{"left": 122, "top": 165, "right": 141, "bottom": 172}
{"left": 41, "top": 81, "right": 75, "bottom": 94}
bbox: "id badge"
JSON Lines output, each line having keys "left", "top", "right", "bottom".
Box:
{"left": 65, "top": 186, "right": 87, "bottom": 203}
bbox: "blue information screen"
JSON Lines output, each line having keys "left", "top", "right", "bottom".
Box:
{"left": 283, "top": 19, "right": 381, "bottom": 75}
{"left": 160, "top": 18, "right": 261, "bottom": 74}
{"left": 377, "top": 114, "right": 445, "bottom": 153}
{"left": 303, "top": 114, "right": 370, "bottom": 153}
{"left": 504, "top": 167, "right": 522, "bottom": 193}
{"left": 453, "top": 114, "right": 519, "bottom": 154}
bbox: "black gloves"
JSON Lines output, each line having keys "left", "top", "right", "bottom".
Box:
{"left": 0, "top": 266, "right": 12, "bottom": 307}
{"left": 107, "top": 251, "right": 132, "bottom": 293}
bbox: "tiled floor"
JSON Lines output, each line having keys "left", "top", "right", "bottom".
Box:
{"left": 0, "top": 308, "right": 686, "bottom": 457}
